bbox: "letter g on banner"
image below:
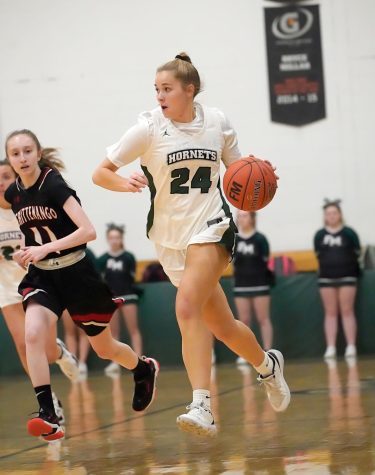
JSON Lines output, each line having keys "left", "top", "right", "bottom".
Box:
{"left": 272, "top": 8, "right": 313, "bottom": 40}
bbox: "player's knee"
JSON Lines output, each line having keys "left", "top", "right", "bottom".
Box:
{"left": 175, "top": 296, "right": 197, "bottom": 322}
{"left": 325, "top": 313, "right": 337, "bottom": 319}
{"left": 341, "top": 310, "right": 354, "bottom": 319}
{"left": 257, "top": 315, "right": 269, "bottom": 326}
{"left": 25, "top": 326, "right": 42, "bottom": 346}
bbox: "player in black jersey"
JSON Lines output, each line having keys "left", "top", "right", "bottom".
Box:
{"left": 233, "top": 211, "right": 274, "bottom": 362}
{"left": 98, "top": 223, "right": 143, "bottom": 374}
{"left": 313, "top": 200, "right": 361, "bottom": 359}
{"left": 4, "top": 129, "right": 159, "bottom": 442}
{"left": 0, "top": 159, "right": 81, "bottom": 429}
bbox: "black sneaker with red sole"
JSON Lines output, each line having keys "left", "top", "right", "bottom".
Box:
{"left": 132, "top": 356, "right": 160, "bottom": 412}
{"left": 27, "top": 408, "right": 65, "bottom": 441}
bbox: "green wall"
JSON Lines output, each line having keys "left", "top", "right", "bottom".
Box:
{"left": 1, "top": 271, "right": 374, "bottom": 376}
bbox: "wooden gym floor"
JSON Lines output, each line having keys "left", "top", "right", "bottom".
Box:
{"left": 0, "top": 358, "right": 374, "bottom": 474}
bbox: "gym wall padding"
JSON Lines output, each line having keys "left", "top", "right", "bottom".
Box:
{"left": 1, "top": 271, "right": 374, "bottom": 376}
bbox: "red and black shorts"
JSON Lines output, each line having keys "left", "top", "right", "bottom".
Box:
{"left": 19, "top": 255, "right": 116, "bottom": 336}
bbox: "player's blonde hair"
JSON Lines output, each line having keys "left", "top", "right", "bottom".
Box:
{"left": 157, "top": 52, "right": 201, "bottom": 97}
{"left": 5, "top": 129, "right": 65, "bottom": 172}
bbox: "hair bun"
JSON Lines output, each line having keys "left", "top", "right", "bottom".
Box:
{"left": 175, "top": 52, "right": 192, "bottom": 63}
{"left": 106, "top": 222, "right": 125, "bottom": 233}
{"left": 323, "top": 198, "right": 342, "bottom": 210}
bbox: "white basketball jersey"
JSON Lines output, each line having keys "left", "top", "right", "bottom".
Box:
{"left": 0, "top": 208, "right": 25, "bottom": 292}
{"left": 107, "top": 103, "right": 241, "bottom": 249}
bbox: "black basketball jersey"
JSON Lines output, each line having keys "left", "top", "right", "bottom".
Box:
{"left": 313, "top": 226, "right": 360, "bottom": 278}
{"left": 233, "top": 231, "right": 270, "bottom": 286}
{"left": 97, "top": 250, "right": 136, "bottom": 295}
{"left": 4, "top": 167, "right": 86, "bottom": 259}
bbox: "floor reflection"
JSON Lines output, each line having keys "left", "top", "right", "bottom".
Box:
{"left": 0, "top": 359, "right": 374, "bottom": 474}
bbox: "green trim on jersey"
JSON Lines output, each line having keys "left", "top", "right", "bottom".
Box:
{"left": 219, "top": 225, "right": 236, "bottom": 257}
{"left": 217, "top": 176, "right": 237, "bottom": 257}
{"left": 141, "top": 165, "right": 156, "bottom": 237}
{"left": 257, "top": 232, "right": 270, "bottom": 260}
{"left": 313, "top": 228, "right": 326, "bottom": 255}
{"left": 217, "top": 178, "right": 232, "bottom": 219}
{"left": 342, "top": 226, "right": 361, "bottom": 252}
{"left": 217, "top": 178, "right": 238, "bottom": 242}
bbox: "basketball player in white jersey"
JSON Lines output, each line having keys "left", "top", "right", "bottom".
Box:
{"left": 93, "top": 53, "right": 290, "bottom": 436}
{"left": 0, "top": 159, "right": 80, "bottom": 424}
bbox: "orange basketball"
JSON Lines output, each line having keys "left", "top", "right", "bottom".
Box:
{"left": 223, "top": 156, "right": 278, "bottom": 211}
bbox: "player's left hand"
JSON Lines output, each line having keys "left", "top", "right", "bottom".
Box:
{"left": 21, "top": 245, "right": 49, "bottom": 266}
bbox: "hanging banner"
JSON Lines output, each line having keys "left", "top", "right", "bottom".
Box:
{"left": 264, "top": 4, "right": 326, "bottom": 125}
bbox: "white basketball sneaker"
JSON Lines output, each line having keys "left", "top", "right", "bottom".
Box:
{"left": 345, "top": 344, "right": 357, "bottom": 358}
{"left": 79, "top": 362, "right": 88, "bottom": 375}
{"left": 257, "top": 349, "right": 291, "bottom": 412}
{"left": 324, "top": 346, "right": 336, "bottom": 359}
{"left": 55, "top": 339, "right": 80, "bottom": 382}
{"left": 177, "top": 402, "right": 217, "bottom": 437}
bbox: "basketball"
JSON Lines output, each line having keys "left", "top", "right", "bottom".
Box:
{"left": 223, "top": 156, "right": 278, "bottom": 211}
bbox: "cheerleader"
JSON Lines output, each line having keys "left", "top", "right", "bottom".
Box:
{"left": 98, "top": 223, "right": 143, "bottom": 374}
{"left": 233, "top": 211, "right": 274, "bottom": 363}
{"left": 314, "top": 200, "right": 361, "bottom": 358}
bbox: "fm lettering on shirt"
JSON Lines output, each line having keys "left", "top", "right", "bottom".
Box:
{"left": 323, "top": 235, "right": 342, "bottom": 247}
{"left": 237, "top": 242, "right": 255, "bottom": 255}
{"left": 107, "top": 258, "right": 124, "bottom": 271}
